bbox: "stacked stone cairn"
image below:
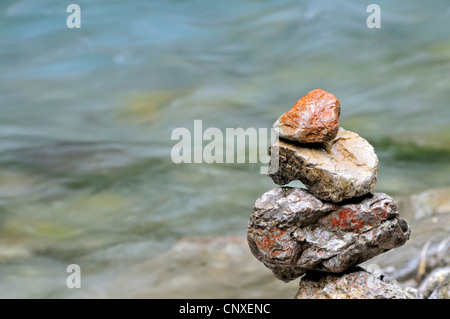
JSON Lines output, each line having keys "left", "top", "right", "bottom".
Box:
{"left": 247, "top": 89, "right": 412, "bottom": 298}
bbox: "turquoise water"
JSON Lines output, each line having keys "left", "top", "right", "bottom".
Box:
{"left": 1, "top": 0, "right": 450, "bottom": 297}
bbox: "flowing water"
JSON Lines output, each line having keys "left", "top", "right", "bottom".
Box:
{"left": 1, "top": 0, "right": 450, "bottom": 297}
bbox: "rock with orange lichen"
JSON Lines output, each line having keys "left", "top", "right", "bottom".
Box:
{"left": 247, "top": 187, "right": 410, "bottom": 282}
{"left": 268, "top": 128, "right": 378, "bottom": 203}
{"left": 273, "top": 89, "right": 340, "bottom": 143}
{"left": 295, "top": 267, "right": 412, "bottom": 299}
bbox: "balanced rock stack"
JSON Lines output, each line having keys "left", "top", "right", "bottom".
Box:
{"left": 247, "top": 89, "right": 412, "bottom": 298}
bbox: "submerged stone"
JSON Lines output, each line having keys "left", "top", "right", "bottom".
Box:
{"left": 247, "top": 187, "right": 410, "bottom": 282}
{"left": 273, "top": 89, "right": 340, "bottom": 143}
{"left": 268, "top": 128, "right": 379, "bottom": 203}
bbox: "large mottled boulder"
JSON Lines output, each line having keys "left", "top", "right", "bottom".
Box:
{"left": 273, "top": 89, "right": 340, "bottom": 143}
{"left": 295, "top": 267, "right": 412, "bottom": 299}
{"left": 247, "top": 187, "right": 410, "bottom": 282}
{"left": 268, "top": 128, "right": 378, "bottom": 203}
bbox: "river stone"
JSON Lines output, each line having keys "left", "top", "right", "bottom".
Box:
{"left": 247, "top": 187, "right": 411, "bottom": 282}
{"left": 268, "top": 128, "right": 379, "bottom": 203}
{"left": 428, "top": 272, "right": 450, "bottom": 299}
{"left": 295, "top": 267, "right": 412, "bottom": 299}
{"left": 418, "top": 267, "right": 450, "bottom": 298}
{"left": 273, "top": 89, "right": 340, "bottom": 143}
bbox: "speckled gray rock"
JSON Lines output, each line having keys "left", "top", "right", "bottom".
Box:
{"left": 295, "top": 267, "right": 412, "bottom": 299}
{"left": 268, "top": 128, "right": 378, "bottom": 203}
{"left": 419, "top": 267, "right": 450, "bottom": 299}
{"left": 247, "top": 187, "right": 410, "bottom": 282}
{"left": 428, "top": 273, "right": 450, "bottom": 299}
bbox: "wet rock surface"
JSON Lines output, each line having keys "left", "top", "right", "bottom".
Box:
{"left": 268, "top": 129, "right": 379, "bottom": 203}
{"left": 273, "top": 89, "right": 340, "bottom": 144}
{"left": 295, "top": 267, "right": 412, "bottom": 299}
{"left": 247, "top": 187, "right": 410, "bottom": 282}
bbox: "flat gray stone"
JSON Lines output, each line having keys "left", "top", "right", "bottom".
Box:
{"left": 268, "top": 128, "right": 379, "bottom": 203}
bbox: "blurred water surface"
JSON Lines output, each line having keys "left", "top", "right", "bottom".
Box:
{"left": 0, "top": 0, "right": 450, "bottom": 297}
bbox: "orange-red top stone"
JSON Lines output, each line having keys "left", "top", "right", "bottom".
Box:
{"left": 274, "top": 89, "right": 340, "bottom": 143}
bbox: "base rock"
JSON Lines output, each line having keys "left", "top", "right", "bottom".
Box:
{"left": 295, "top": 267, "right": 412, "bottom": 299}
